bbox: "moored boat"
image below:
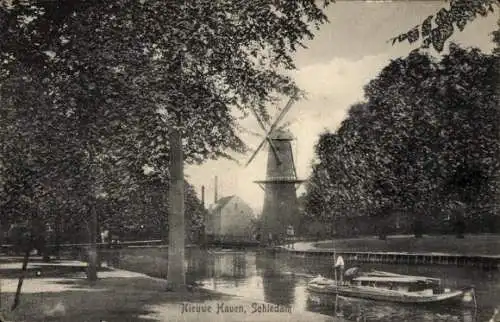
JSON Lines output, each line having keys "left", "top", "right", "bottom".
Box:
{"left": 307, "top": 269, "right": 476, "bottom": 306}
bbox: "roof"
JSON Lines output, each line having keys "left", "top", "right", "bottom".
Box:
{"left": 210, "top": 195, "right": 235, "bottom": 213}
{"left": 364, "top": 271, "right": 441, "bottom": 282}
{"left": 269, "top": 128, "right": 294, "bottom": 140}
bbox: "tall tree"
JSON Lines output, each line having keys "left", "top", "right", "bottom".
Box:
{"left": 0, "top": 1, "right": 331, "bottom": 286}
{"left": 305, "top": 44, "right": 499, "bottom": 238}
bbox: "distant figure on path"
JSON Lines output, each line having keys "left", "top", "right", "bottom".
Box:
{"left": 286, "top": 225, "right": 295, "bottom": 249}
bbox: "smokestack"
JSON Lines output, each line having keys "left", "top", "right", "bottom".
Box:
{"left": 214, "top": 176, "right": 218, "bottom": 203}
{"left": 201, "top": 185, "right": 205, "bottom": 208}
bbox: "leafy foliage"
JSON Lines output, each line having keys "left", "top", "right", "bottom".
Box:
{"left": 393, "top": 0, "right": 499, "bottom": 52}
{"left": 305, "top": 44, "right": 500, "bottom": 237}
{"left": 0, "top": 1, "right": 331, "bottom": 252}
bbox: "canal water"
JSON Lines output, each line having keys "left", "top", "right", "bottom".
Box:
{"left": 181, "top": 249, "right": 499, "bottom": 322}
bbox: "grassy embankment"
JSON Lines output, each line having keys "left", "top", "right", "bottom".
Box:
{"left": 0, "top": 256, "right": 224, "bottom": 321}
{"left": 0, "top": 257, "right": 338, "bottom": 322}
{"left": 314, "top": 234, "right": 500, "bottom": 255}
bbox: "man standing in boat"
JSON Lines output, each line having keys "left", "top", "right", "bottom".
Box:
{"left": 334, "top": 255, "right": 345, "bottom": 285}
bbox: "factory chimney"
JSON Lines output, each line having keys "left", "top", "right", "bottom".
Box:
{"left": 214, "top": 176, "right": 218, "bottom": 203}
{"left": 201, "top": 185, "right": 205, "bottom": 208}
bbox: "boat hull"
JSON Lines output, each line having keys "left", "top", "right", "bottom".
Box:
{"left": 307, "top": 283, "right": 471, "bottom": 305}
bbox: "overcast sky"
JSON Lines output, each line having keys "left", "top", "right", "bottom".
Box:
{"left": 186, "top": 2, "right": 498, "bottom": 213}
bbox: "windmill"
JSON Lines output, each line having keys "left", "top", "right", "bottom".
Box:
{"left": 245, "top": 93, "right": 304, "bottom": 246}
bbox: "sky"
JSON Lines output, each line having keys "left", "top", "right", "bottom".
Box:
{"left": 186, "top": 2, "right": 498, "bottom": 214}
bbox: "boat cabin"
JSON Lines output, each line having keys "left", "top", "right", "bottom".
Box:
{"left": 352, "top": 276, "right": 442, "bottom": 294}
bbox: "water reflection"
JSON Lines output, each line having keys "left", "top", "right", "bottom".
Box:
{"left": 306, "top": 294, "right": 479, "bottom": 322}
{"left": 256, "top": 253, "right": 297, "bottom": 305}
{"left": 185, "top": 249, "right": 499, "bottom": 321}
{"left": 187, "top": 249, "right": 249, "bottom": 289}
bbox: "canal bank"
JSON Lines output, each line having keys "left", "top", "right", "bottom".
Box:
{"left": 273, "top": 240, "right": 500, "bottom": 269}
{"left": 0, "top": 257, "right": 341, "bottom": 322}
{"left": 97, "top": 245, "right": 500, "bottom": 321}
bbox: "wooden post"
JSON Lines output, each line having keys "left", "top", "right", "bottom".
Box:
{"left": 167, "top": 127, "right": 186, "bottom": 290}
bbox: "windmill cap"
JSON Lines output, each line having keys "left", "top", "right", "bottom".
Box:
{"left": 270, "top": 128, "right": 294, "bottom": 140}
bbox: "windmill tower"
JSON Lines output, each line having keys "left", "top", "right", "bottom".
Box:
{"left": 245, "top": 94, "right": 304, "bottom": 246}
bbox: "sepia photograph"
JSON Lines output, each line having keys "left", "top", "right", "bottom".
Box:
{"left": 0, "top": 0, "right": 499, "bottom": 321}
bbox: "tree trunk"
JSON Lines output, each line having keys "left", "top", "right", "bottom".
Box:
{"left": 87, "top": 201, "right": 98, "bottom": 282}
{"left": 453, "top": 204, "right": 466, "bottom": 239}
{"left": 84, "top": 145, "right": 98, "bottom": 282}
{"left": 377, "top": 210, "right": 388, "bottom": 240}
{"left": 413, "top": 217, "right": 424, "bottom": 238}
{"left": 96, "top": 211, "right": 102, "bottom": 269}
{"left": 167, "top": 128, "right": 186, "bottom": 291}
{"left": 54, "top": 212, "right": 62, "bottom": 259}
{"left": 32, "top": 216, "right": 50, "bottom": 262}
{"left": 455, "top": 214, "right": 466, "bottom": 239}
{"left": 11, "top": 246, "right": 31, "bottom": 311}
{"left": 160, "top": 191, "right": 168, "bottom": 244}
